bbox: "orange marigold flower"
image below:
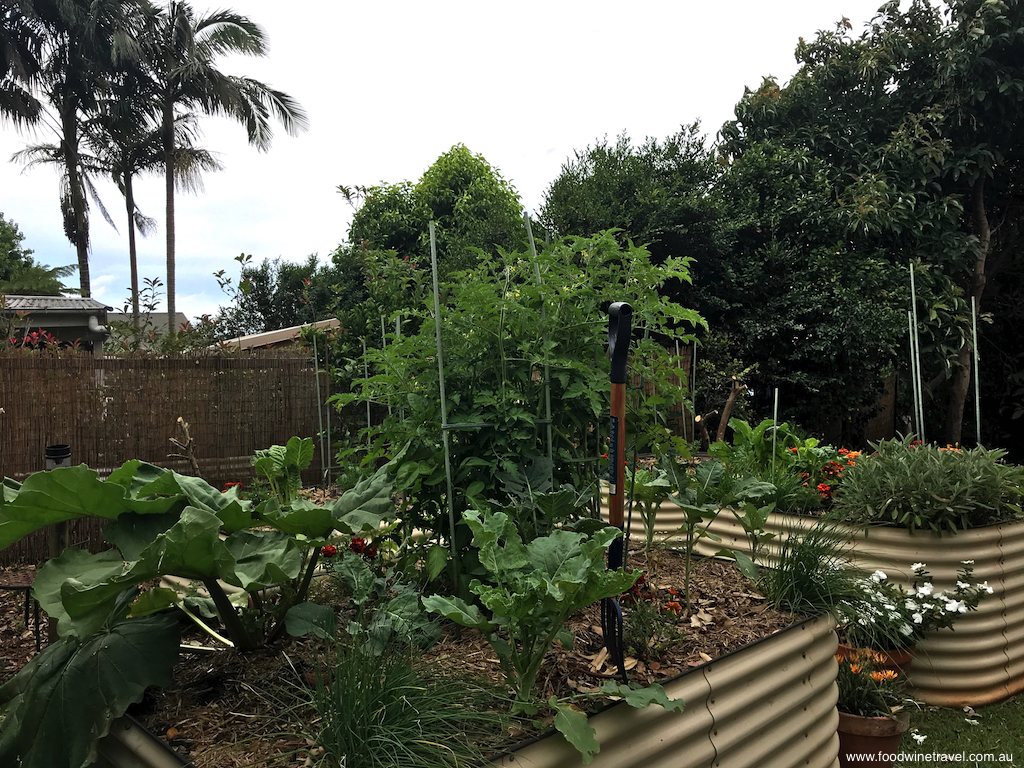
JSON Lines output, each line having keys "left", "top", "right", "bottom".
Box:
{"left": 663, "top": 601, "right": 682, "bottom": 615}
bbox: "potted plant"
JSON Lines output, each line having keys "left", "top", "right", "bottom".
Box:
{"left": 835, "top": 649, "right": 913, "bottom": 768}
{"left": 834, "top": 563, "right": 991, "bottom": 670}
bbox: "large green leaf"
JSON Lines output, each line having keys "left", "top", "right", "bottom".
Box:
{"left": 33, "top": 549, "right": 128, "bottom": 638}
{"left": 223, "top": 529, "right": 301, "bottom": 589}
{"left": 334, "top": 552, "right": 375, "bottom": 605}
{"left": 265, "top": 498, "right": 334, "bottom": 537}
{"left": 332, "top": 464, "right": 397, "bottom": 531}
{"left": 598, "top": 680, "right": 685, "bottom": 712}
{"left": 102, "top": 511, "right": 181, "bottom": 561}
{"left": 284, "top": 436, "right": 315, "bottom": 471}
{"left": 527, "top": 530, "right": 589, "bottom": 599}
{"left": 57, "top": 508, "right": 233, "bottom": 638}
{"left": 466, "top": 510, "right": 528, "bottom": 574}
{"left": 0, "top": 613, "right": 180, "bottom": 768}
{"left": 285, "top": 602, "right": 336, "bottom": 640}
{"left": 364, "top": 589, "right": 440, "bottom": 655}
{"left": 0, "top": 466, "right": 130, "bottom": 549}
{"left": 167, "top": 471, "right": 249, "bottom": 521}
{"left": 421, "top": 594, "right": 489, "bottom": 631}
{"left": 134, "top": 506, "right": 236, "bottom": 581}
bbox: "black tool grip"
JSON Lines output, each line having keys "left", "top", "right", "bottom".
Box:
{"left": 608, "top": 302, "right": 633, "bottom": 384}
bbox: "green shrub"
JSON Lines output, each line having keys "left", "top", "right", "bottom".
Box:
{"left": 834, "top": 437, "right": 1024, "bottom": 533}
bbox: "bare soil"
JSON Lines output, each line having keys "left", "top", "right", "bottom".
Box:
{"left": 0, "top": 546, "right": 798, "bottom": 768}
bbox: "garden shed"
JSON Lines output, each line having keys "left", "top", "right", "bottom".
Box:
{"left": 2, "top": 294, "right": 111, "bottom": 355}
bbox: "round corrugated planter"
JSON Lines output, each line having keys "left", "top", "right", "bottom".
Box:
{"left": 604, "top": 491, "right": 1024, "bottom": 707}
{"left": 493, "top": 615, "right": 840, "bottom": 768}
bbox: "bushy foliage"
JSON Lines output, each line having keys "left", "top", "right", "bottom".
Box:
{"left": 212, "top": 254, "right": 352, "bottom": 339}
{"left": 334, "top": 231, "right": 704, "bottom": 580}
{"left": 344, "top": 144, "right": 524, "bottom": 278}
{"left": 0, "top": 212, "right": 74, "bottom": 295}
{"left": 834, "top": 437, "right": 1024, "bottom": 532}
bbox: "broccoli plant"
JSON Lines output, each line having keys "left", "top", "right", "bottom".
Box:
{"left": 423, "top": 509, "right": 683, "bottom": 763}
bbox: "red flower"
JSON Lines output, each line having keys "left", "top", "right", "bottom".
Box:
{"left": 350, "top": 537, "right": 367, "bottom": 554}
{"left": 366, "top": 546, "right": 378, "bottom": 559}
{"left": 222, "top": 481, "right": 243, "bottom": 493}
{"left": 817, "top": 483, "right": 833, "bottom": 500}
{"left": 321, "top": 544, "right": 338, "bottom": 558}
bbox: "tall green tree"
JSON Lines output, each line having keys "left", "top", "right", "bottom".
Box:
{"left": 84, "top": 95, "right": 220, "bottom": 328}
{"left": 0, "top": 212, "right": 74, "bottom": 295}
{"left": 720, "top": 0, "right": 1024, "bottom": 445}
{"left": 0, "top": 1, "right": 42, "bottom": 125}
{"left": 213, "top": 254, "right": 348, "bottom": 339}
{"left": 140, "top": 1, "right": 308, "bottom": 334}
{"left": 540, "top": 124, "right": 729, "bottom": 322}
{"left": 342, "top": 144, "right": 524, "bottom": 277}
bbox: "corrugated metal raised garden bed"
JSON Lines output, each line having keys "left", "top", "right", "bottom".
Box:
{"left": 610, "top": 492, "right": 1024, "bottom": 707}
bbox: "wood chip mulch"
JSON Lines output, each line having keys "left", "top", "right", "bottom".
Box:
{"left": 0, "top": 545, "right": 799, "bottom": 767}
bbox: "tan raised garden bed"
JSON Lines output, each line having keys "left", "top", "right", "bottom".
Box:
{"left": 493, "top": 615, "right": 839, "bottom": 768}
{"left": 602, "top": 491, "right": 1024, "bottom": 706}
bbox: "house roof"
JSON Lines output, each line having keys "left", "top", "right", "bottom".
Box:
{"left": 214, "top": 318, "right": 341, "bottom": 350}
{"left": 2, "top": 295, "right": 112, "bottom": 312}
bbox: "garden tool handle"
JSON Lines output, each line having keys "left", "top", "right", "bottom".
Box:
{"left": 607, "top": 302, "right": 632, "bottom": 530}
{"left": 608, "top": 302, "right": 633, "bottom": 384}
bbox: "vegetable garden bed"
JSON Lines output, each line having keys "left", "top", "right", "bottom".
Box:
{"left": 608, "top": 493, "right": 1024, "bottom": 707}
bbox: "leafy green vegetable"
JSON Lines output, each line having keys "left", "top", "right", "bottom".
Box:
{"left": 252, "top": 436, "right": 315, "bottom": 505}
{"left": 423, "top": 509, "right": 638, "bottom": 703}
{"left": 0, "top": 609, "right": 179, "bottom": 768}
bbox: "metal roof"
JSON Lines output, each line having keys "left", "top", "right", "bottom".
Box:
{"left": 214, "top": 318, "right": 340, "bottom": 350}
{"left": 2, "top": 295, "right": 112, "bottom": 312}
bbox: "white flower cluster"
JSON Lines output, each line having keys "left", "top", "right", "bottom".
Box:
{"left": 837, "top": 562, "right": 991, "bottom": 648}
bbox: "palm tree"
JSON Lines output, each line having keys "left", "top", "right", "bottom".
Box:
{"left": 85, "top": 86, "right": 222, "bottom": 327}
{"left": 12, "top": 0, "right": 147, "bottom": 297}
{"left": 0, "top": 1, "right": 42, "bottom": 125}
{"left": 141, "top": 2, "right": 308, "bottom": 334}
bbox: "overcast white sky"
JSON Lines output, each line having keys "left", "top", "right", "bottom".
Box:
{"left": 1, "top": 0, "right": 890, "bottom": 320}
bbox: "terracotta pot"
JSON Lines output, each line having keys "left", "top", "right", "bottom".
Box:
{"left": 837, "top": 711, "right": 910, "bottom": 768}
{"left": 837, "top": 642, "right": 915, "bottom": 673}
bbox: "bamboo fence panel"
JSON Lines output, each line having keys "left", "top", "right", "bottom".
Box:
{"left": 0, "top": 352, "right": 334, "bottom": 565}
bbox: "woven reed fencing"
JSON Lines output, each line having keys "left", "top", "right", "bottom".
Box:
{"left": 0, "top": 352, "right": 334, "bottom": 565}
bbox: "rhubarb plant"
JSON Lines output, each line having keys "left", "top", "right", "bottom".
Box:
{"left": 423, "top": 509, "right": 683, "bottom": 763}
{"left": 0, "top": 448, "right": 402, "bottom": 768}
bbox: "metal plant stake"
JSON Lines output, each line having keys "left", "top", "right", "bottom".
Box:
{"left": 525, "top": 215, "right": 553, "bottom": 474}
{"left": 909, "top": 264, "right": 926, "bottom": 442}
{"left": 428, "top": 221, "right": 461, "bottom": 593}
{"left": 972, "top": 296, "right": 981, "bottom": 446}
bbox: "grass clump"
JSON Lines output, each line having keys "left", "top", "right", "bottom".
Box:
{"left": 758, "top": 521, "right": 864, "bottom": 615}
{"left": 303, "top": 642, "right": 511, "bottom": 768}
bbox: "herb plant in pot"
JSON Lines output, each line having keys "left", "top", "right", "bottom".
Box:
{"left": 835, "top": 649, "right": 913, "bottom": 768}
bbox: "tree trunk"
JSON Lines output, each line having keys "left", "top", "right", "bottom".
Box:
{"left": 125, "top": 174, "right": 140, "bottom": 329}
{"left": 944, "top": 177, "right": 991, "bottom": 446}
{"left": 61, "top": 105, "right": 91, "bottom": 297}
{"left": 163, "top": 99, "right": 176, "bottom": 336}
{"left": 716, "top": 379, "right": 744, "bottom": 443}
